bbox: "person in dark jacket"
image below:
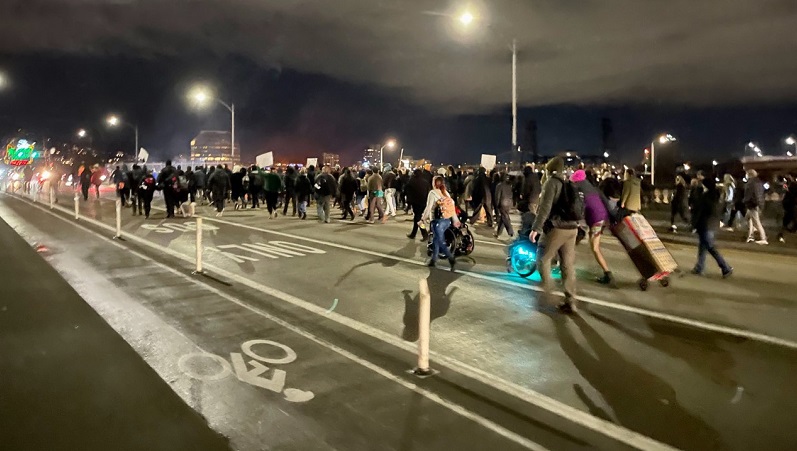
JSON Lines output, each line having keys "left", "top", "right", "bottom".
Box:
{"left": 521, "top": 165, "right": 542, "bottom": 212}
{"left": 743, "top": 169, "right": 767, "bottom": 244}
{"left": 778, "top": 175, "right": 797, "bottom": 243}
{"left": 157, "top": 160, "right": 177, "bottom": 218}
{"left": 283, "top": 165, "right": 298, "bottom": 216}
{"left": 193, "top": 166, "right": 207, "bottom": 205}
{"left": 338, "top": 168, "right": 359, "bottom": 220}
{"left": 138, "top": 167, "right": 157, "bottom": 219}
{"left": 231, "top": 168, "right": 246, "bottom": 209}
{"left": 207, "top": 164, "right": 230, "bottom": 216}
{"left": 79, "top": 161, "right": 92, "bottom": 201}
{"left": 670, "top": 175, "right": 690, "bottom": 232}
{"left": 383, "top": 169, "right": 398, "bottom": 216}
{"left": 691, "top": 177, "right": 733, "bottom": 277}
{"left": 111, "top": 165, "right": 129, "bottom": 206}
{"left": 263, "top": 167, "right": 283, "bottom": 218}
{"left": 494, "top": 173, "right": 515, "bottom": 238}
{"left": 295, "top": 169, "right": 312, "bottom": 220}
{"left": 469, "top": 168, "right": 494, "bottom": 227}
{"left": 129, "top": 164, "right": 145, "bottom": 216}
{"left": 405, "top": 169, "right": 431, "bottom": 240}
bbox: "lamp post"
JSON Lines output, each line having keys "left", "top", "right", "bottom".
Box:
{"left": 190, "top": 87, "right": 236, "bottom": 162}
{"left": 106, "top": 115, "right": 138, "bottom": 157}
{"left": 380, "top": 139, "right": 397, "bottom": 169}
{"left": 650, "top": 133, "right": 676, "bottom": 186}
{"left": 457, "top": 11, "right": 518, "bottom": 157}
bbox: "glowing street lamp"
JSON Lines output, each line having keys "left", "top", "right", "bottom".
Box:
{"left": 786, "top": 137, "right": 797, "bottom": 157}
{"left": 106, "top": 115, "right": 139, "bottom": 156}
{"left": 458, "top": 11, "right": 474, "bottom": 25}
{"left": 650, "top": 133, "right": 676, "bottom": 186}
{"left": 380, "top": 139, "right": 397, "bottom": 169}
{"left": 189, "top": 85, "right": 236, "bottom": 161}
{"left": 0, "top": 72, "right": 7, "bottom": 90}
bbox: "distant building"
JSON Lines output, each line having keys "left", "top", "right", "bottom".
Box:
{"left": 189, "top": 131, "right": 240, "bottom": 168}
{"left": 363, "top": 147, "right": 378, "bottom": 165}
{"left": 322, "top": 152, "right": 340, "bottom": 167}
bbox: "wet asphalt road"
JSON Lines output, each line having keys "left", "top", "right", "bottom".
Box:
{"left": 4, "top": 187, "right": 797, "bottom": 450}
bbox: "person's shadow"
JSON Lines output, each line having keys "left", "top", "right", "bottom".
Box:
{"left": 551, "top": 313, "right": 724, "bottom": 450}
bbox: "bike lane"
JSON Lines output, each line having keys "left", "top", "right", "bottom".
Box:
{"left": 29, "top": 190, "right": 797, "bottom": 451}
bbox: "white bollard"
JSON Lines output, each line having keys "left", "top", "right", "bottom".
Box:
{"left": 74, "top": 193, "right": 80, "bottom": 220}
{"left": 114, "top": 199, "right": 122, "bottom": 239}
{"left": 413, "top": 277, "right": 433, "bottom": 376}
{"left": 193, "top": 217, "right": 204, "bottom": 274}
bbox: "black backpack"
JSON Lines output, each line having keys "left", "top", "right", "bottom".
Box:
{"left": 549, "top": 178, "right": 584, "bottom": 225}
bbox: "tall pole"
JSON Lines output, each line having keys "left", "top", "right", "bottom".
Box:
{"left": 511, "top": 38, "right": 518, "bottom": 157}
{"left": 651, "top": 140, "right": 656, "bottom": 187}
{"left": 134, "top": 124, "right": 139, "bottom": 157}
{"left": 231, "top": 103, "right": 236, "bottom": 163}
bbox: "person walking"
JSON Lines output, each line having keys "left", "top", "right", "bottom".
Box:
{"left": 691, "top": 177, "right": 733, "bottom": 278}
{"left": 743, "top": 169, "right": 768, "bottom": 245}
{"left": 620, "top": 168, "right": 641, "bottom": 215}
{"left": 720, "top": 174, "right": 736, "bottom": 230}
{"left": 366, "top": 169, "right": 387, "bottom": 224}
{"left": 572, "top": 169, "right": 615, "bottom": 287}
{"left": 383, "top": 168, "right": 398, "bottom": 217}
{"left": 520, "top": 165, "right": 542, "bottom": 213}
{"left": 283, "top": 165, "right": 298, "bottom": 217}
{"left": 494, "top": 173, "right": 515, "bottom": 238}
{"left": 138, "top": 168, "right": 157, "bottom": 219}
{"left": 529, "top": 157, "right": 581, "bottom": 314}
{"left": 670, "top": 175, "right": 690, "bottom": 232}
{"left": 207, "top": 164, "right": 230, "bottom": 217}
{"left": 129, "top": 164, "right": 145, "bottom": 216}
{"left": 338, "top": 168, "right": 358, "bottom": 220}
{"left": 421, "top": 176, "right": 460, "bottom": 270}
{"left": 296, "top": 168, "right": 312, "bottom": 220}
{"left": 157, "top": 160, "right": 178, "bottom": 218}
{"left": 193, "top": 166, "right": 207, "bottom": 205}
{"left": 778, "top": 175, "right": 797, "bottom": 243}
{"left": 264, "top": 167, "right": 282, "bottom": 218}
{"left": 231, "top": 167, "right": 246, "bottom": 210}
{"left": 313, "top": 166, "right": 337, "bottom": 223}
{"left": 111, "top": 165, "right": 129, "bottom": 206}
{"left": 405, "top": 168, "right": 431, "bottom": 240}
{"left": 248, "top": 165, "right": 264, "bottom": 209}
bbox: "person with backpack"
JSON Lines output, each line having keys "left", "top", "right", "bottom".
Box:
{"left": 529, "top": 156, "right": 582, "bottom": 314}
{"left": 295, "top": 168, "right": 312, "bottom": 220}
{"left": 129, "top": 164, "right": 145, "bottom": 216}
{"left": 264, "top": 166, "right": 283, "bottom": 219}
{"left": 176, "top": 167, "right": 192, "bottom": 217}
{"left": 421, "top": 176, "right": 460, "bottom": 270}
{"left": 138, "top": 167, "right": 157, "bottom": 219}
{"left": 405, "top": 169, "right": 431, "bottom": 240}
{"left": 193, "top": 166, "right": 207, "bottom": 205}
{"left": 314, "top": 165, "right": 338, "bottom": 223}
{"left": 156, "top": 160, "right": 178, "bottom": 218}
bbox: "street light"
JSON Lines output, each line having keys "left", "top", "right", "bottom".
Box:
{"left": 456, "top": 11, "right": 519, "bottom": 159}
{"left": 0, "top": 72, "right": 6, "bottom": 89}
{"left": 786, "top": 137, "right": 797, "bottom": 157}
{"left": 106, "top": 115, "right": 139, "bottom": 156}
{"left": 380, "top": 139, "right": 397, "bottom": 169}
{"left": 650, "top": 133, "right": 676, "bottom": 186}
{"left": 603, "top": 151, "right": 610, "bottom": 159}
{"left": 189, "top": 85, "right": 236, "bottom": 162}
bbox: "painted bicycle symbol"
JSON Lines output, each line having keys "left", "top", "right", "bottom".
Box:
{"left": 178, "top": 339, "right": 314, "bottom": 403}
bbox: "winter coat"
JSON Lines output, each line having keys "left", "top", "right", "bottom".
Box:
{"left": 296, "top": 175, "right": 312, "bottom": 201}
{"left": 495, "top": 181, "right": 514, "bottom": 208}
{"left": 743, "top": 177, "right": 766, "bottom": 209}
{"left": 207, "top": 168, "right": 231, "bottom": 193}
{"left": 405, "top": 174, "right": 431, "bottom": 206}
{"left": 620, "top": 177, "right": 642, "bottom": 212}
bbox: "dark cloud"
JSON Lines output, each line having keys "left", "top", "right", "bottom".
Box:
{"left": 3, "top": 0, "right": 797, "bottom": 112}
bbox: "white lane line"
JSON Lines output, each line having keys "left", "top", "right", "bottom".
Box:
{"left": 147, "top": 204, "right": 797, "bottom": 352}
{"left": 8, "top": 194, "right": 550, "bottom": 451}
{"left": 12, "top": 193, "right": 676, "bottom": 451}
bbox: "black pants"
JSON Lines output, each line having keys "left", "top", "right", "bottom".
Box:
{"left": 283, "top": 190, "right": 297, "bottom": 215}
{"left": 265, "top": 191, "right": 279, "bottom": 213}
{"left": 408, "top": 203, "right": 426, "bottom": 237}
{"left": 131, "top": 189, "right": 141, "bottom": 215}
{"left": 81, "top": 183, "right": 90, "bottom": 200}
{"left": 212, "top": 188, "right": 225, "bottom": 212}
{"left": 164, "top": 189, "right": 177, "bottom": 217}
{"left": 496, "top": 204, "right": 514, "bottom": 236}
{"left": 141, "top": 191, "right": 153, "bottom": 217}
{"left": 670, "top": 203, "right": 689, "bottom": 226}
{"left": 340, "top": 194, "right": 355, "bottom": 219}
{"left": 250, "top": 188, "right": 261, "bottom": 208}
{"left": 470, "top": 201, "right": 494, "bottom": 227}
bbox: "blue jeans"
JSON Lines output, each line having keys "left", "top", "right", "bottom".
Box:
{"left": 431, "top": 218, "right": 453, "bottom": 262}
{"left": 695, "top": 229, "right": 731, "bottom": 273}
{"left": 299, "top": 200, "right": 307, "bottom": 215}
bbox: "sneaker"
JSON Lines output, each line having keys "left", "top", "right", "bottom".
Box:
{"left": 426, "top": 259, "right": 436, "bottom": 267}
{"left": 670, "top": 225, "right": 678, "bottom": 232}
{"left": 557, "top": 296, "right": 577, "bottom": 314}
{"left": 448, "top": 257, "right": 456, "bottom": 272}
{"left": 779, "top": 236, "right": 786, "bottom": 243}
{"left": 723, "top": 227, "right": 734, "bottom": 232}
{"left": 691, "top": 268, "right": 704, "bottom": 276}
{"left": 756, "top": 240, "right": 768, "bottom": 245}
{"left": 746, "top": 238, "right": 755, "bottom": 243}
{"left": 596, "top": 272, "right": 616, "bottom": 287}
{"left": 722, "top": 268, "right": 734, "bottom": 279}
{"left": 274, "top": 212, "right": 279, "bottom": 218}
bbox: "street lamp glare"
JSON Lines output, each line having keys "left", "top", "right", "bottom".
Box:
{"left": 107, "top": 115, "right": 119, "bottom": 126}
{"left": 459, "top": 11, "right": 474, "bottom": 26}
{"left": 603, "top": 151, "right": 610, "bottom": 158}
{"left": 787, "top": 137, "right": 796, "bottom": 145}
{"left": 386, "top": 139, "right": 396, "bottom": 148}
{"left": 77, "top": 129, "right": 87, "bottom": 138}
{"left": 748, "top": 142, "right": 756, "bottom": 148}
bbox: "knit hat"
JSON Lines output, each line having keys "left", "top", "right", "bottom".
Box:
{"left": 570, "top": 169, "right": 587, "bottom": 183}
{"left": 546, "top": 156, "right": 565, "bottom": 174}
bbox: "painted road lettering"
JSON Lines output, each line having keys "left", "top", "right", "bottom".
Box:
{"left": 178, "top": 339, "right": 314, "bottom": 403}
{"left": 213, "top": 241, "right": 325, "bottom": 262}
{"left": 141, "top": 221, "right": 219, "bottom": 234}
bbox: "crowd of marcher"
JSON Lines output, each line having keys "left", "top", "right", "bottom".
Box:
{"left": 78, "top": 156, "right": 797, "bottom": 315}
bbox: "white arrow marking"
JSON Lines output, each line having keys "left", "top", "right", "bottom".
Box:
{"left": 230, "top": 352, "right": 286, "bottom": 393}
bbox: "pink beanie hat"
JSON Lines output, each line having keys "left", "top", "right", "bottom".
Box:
{"left": 570, "top": 169, "right": 587, "bottom": 183}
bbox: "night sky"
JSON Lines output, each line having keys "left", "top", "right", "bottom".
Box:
{"left": 2, "top": 0, "right": 797, "bottom": 165}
